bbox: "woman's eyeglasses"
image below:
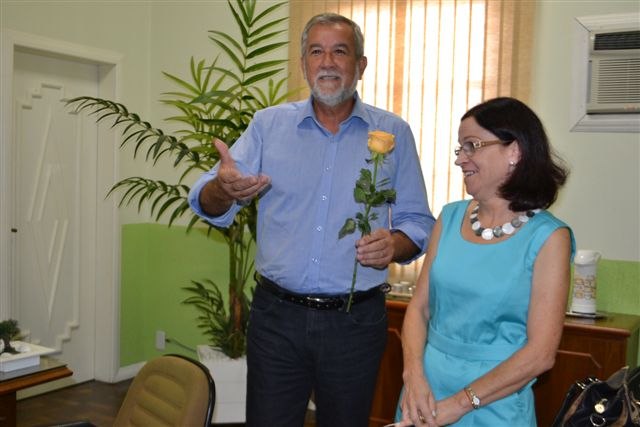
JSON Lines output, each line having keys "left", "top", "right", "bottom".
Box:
{"left": 454, "top": 138, "right": 509, "bottom": 157}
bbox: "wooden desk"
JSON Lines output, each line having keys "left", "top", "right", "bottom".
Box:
{"left": 369, "top": 299, "right": 640, "bottom": 427}
{"left": 0, "top": 357, "right": 72, "bottom": 427}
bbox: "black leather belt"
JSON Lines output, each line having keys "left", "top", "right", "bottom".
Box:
{"left": 256, "top": 274, "right": 390, "bottom": 311}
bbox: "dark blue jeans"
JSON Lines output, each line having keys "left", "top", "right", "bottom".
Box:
{"left": 246, "top": 284, "right": 388, "bottom": 427}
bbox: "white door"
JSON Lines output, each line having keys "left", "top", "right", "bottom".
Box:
{"left": 12, "top": 49, "right": 99, "bottom": 384}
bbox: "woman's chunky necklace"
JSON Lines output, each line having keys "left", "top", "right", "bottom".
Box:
{"left": 469, "top": 203, "right": 540, "bottom": 241}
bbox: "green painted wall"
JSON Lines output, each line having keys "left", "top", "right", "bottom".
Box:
{"left": 121, "top": 223, "right": 640, "bottom": 366}
{"left": 120, "top": 223, "right": 247, "bottom": 366}
{"left": 595, "top": 259, "right": 640, "bottom": 316}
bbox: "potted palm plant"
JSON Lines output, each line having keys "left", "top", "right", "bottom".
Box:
{"left": 69, "top": 2, "right": 294, "bottom": 421}
{"left": 67, "top": 0, "right": 291, "bottom": 360}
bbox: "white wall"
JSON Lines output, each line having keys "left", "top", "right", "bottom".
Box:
{"left": 1, "top": 0, "right": 286, "bottom": 225}
{"left": 2, "top": 1, "right": 152, "bottom": 224}
{"left": 4, "top": 0, "right": 638, "bottom": 260}
{"left": 531, "top": 1, "right": 640, "bottom": 262}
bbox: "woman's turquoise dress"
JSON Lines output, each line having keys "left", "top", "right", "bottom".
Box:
{"left": 396, "top": 200, "right": 574, "bottom": 426}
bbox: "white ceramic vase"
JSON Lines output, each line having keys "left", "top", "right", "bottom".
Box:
{"left": 197, "top": 345, "right": 247, "bottom": 424}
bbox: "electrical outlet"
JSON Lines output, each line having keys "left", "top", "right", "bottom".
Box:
{"left": 155, "top": 330, "right": 166, "bottom": 350}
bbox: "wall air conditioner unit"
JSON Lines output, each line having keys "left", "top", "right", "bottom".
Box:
{"left": 586, "top": 29, "right": 640, "bottom": 114}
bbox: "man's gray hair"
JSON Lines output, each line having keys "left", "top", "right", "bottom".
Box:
{"left": 300, "top": 13, "right": 365, "bottom": 59}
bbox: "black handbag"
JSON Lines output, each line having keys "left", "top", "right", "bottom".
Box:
{"left": 551, "top": 366, "right": 640, "bottom": 427}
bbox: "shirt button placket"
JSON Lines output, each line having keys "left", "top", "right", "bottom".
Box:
{"left": 308, "top": 135, "right": 336, "bottom": 285}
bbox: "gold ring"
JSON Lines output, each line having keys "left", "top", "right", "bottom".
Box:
{"left": 418, "top": 409, "right": 427, "bottom": 423}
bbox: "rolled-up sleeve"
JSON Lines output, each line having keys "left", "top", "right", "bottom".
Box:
{"left": 388, "top": 123, "right": 436, "bottom": 261}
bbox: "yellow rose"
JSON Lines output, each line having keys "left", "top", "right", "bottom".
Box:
{"left": 367, "top": 130, "right": 395, "bottom": 154}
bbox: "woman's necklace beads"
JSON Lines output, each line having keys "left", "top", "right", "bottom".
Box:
{"left": 469, "top": 203, "right": 540, "bottom": 241}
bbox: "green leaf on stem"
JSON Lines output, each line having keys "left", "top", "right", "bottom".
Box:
{"left": 354, "top": 186, "right": 368, "bottom": 203}
{"left": 338, "top": 218, "right": 357, "bottom": 239}
{"left": 356, "top": 169, "right": 372, "bottom": 188}
{"left": 369, "top": 192, "right": 387, "bottom": 206}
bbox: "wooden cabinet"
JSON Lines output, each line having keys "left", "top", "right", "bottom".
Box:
{"left": 369, "top": 299, "right": 640, "bottom": 427}
{"left": 369, "top": 300, "right": 407, "bottom": 427}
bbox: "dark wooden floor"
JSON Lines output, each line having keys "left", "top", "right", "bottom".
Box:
{"left": 16, "top": 379, "right": 316, "bottom": 426}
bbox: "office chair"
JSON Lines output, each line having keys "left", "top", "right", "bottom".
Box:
{"left": 48, "top": 353, "right": 215, "bottom": 427}
{"left": 113, "top": 353, "right": 215, "bottom": 426}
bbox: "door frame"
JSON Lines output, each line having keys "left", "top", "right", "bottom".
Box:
{"left": 1, "top": 29, "right": 123, "bottom": 382}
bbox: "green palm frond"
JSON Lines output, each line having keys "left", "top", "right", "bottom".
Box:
{"left": 66, "top": 96, "right": 204, "bottom": 170}
{"left": 106, "top": 177, "right": 201, "bottom": 227}
{"left": 66, "top": 0, "right": 294, "bottom": 359}
{"left": 182, "top": 279, "right": 249, "bottom": 358}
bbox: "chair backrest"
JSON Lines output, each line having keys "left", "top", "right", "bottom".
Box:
{"left": 114, "top": 354, "right": 215, "bottom": 427}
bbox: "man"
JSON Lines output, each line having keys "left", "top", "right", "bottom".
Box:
{"left": 188, "top": 13, "right": 435, "bottom": 427}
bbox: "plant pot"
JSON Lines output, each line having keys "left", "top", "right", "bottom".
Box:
{"left": 197, "top": 345, "right": 247, "bottom": 423}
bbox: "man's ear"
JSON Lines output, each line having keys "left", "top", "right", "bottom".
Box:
{"left": 358, "top": 56, "right": 368, "bottom": 79}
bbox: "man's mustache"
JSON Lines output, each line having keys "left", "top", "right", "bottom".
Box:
{"left": 315, "top": 69, "right": 342, "bottom": 80}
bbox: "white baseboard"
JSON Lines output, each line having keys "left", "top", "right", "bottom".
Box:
{"left": 113, "top": 361, "right": 145, "bottom": 382}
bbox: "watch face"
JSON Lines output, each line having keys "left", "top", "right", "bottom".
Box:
{"left": 472, "top": 395, "right": 480, "bottom": 407}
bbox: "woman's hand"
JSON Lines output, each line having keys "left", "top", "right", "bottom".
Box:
{"left": 429, "top": 391, "right": 469, "bottom": 425}
{"left": 397, "top": 375, "right": 438, "bottom": 427}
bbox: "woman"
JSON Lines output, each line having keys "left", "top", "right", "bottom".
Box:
{"left": 396, "top": 97, "right": 575, "bottom": 426}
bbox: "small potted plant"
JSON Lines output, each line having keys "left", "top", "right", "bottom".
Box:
{"left": 0, "top": 319, "right": 22, "bottom": 355}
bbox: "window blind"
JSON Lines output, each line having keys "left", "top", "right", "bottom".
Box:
{"left": 288, "top": 0, "right": 535, "bottom": 281}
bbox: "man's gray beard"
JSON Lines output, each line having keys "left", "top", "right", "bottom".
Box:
{"left": 306, "top": 65, "right": 360, "bottom": 108}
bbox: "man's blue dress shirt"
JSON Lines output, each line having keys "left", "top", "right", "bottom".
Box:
{"left": 189, "top": 94, "right": 435, "bottom": 294}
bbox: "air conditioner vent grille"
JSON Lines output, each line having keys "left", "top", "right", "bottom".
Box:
{"left": 594, "top": 30, "right": 640, "bottom": 50}
{"left": 593, "top": 58, "right": 640, "bottom": 104}
{"left": 587, "top": 25, "right": 640, "bottom": 114}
